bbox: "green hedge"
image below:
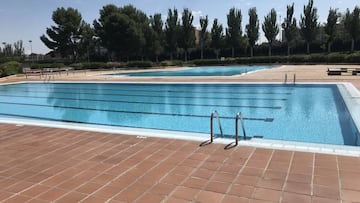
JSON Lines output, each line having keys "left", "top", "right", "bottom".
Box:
{"left": 0, "top": 61, "right": 22, "bottom": 77}
{"left": 0, "top": 56, "right": 23, "bottom": 64}
{"left": 107, "top": 62, "right": 125, "bottom": 69}
{"left": 69, "top": 62, "right": 125, "bottom": 70}
{"left": 81, "top": 62, "right": 109, "bottom": 69}
{"left": 126, "top": 61, "right": 153, "bottom": 68}
{"left": 190, "top": 52, "right": 360, "bottom": 66}
{"left": 30, "top": 63, "right": 65, "bottom": 69}
{"left": 345, "top": 52, "right": 360, "bottom": 63}
{"left": 160, "top": 60, "right": 184, "bottom": 66}
{"left": 69, "top": 62, "right": 108, "bottom": 70}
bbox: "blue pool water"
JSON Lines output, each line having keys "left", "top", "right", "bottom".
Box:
{"left": 0, "top": 83, "right": 359, "bottom": 146}
{"left": 113, "top": 65, "right": 275, "bottom": 76}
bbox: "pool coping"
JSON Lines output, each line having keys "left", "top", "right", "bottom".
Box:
{"left": 1, "top": 81, "right": 360, "bottom": 157}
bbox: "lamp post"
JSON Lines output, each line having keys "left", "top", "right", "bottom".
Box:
{"left": 2, "top": 42, "right": 6, "bottom": 56}
{"left": 29, "top": 40, "right": 32, "bottom": 54}
{"left": 279, "top": 15, "right": 282, "bottom": 42}
{"left": 29, "top": 40, "right": 32, "bottom": 63}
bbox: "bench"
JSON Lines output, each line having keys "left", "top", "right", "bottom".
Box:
{"left": 352, "top": 69, "right": 360, "bottom": 75}
{"left": 23, "top": 68, "right": 42, "bottom": 78}
{"left": 327, "top": 68, "right": 346, "bottom": 75}
{"left": 23, "top": 67, "right": 73, "bottom": 78}
{"left": 327, "top": 68, "right": 360, "bottom": 76}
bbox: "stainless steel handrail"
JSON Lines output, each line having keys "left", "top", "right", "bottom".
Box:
{"left": 284, "top": 73, "right": 288, "bottom": 84}
{"left": 210, "top": 110, "right": 223, "bottom": 143}
{"left": 235, "top": 112, "right": 246, "bottom": 145}
{"left": 293, "top": 73, "right": 296, "bottom": 84}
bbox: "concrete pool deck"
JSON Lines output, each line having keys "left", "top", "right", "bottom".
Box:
{"left": 1, "top": 64, "right": 360, "bottom": 202}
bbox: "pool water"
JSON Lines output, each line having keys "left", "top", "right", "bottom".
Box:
{"left": 0, "top": 83, "right": 359, "bottom": 146}
{"left": 113, "top": 65, "right": 275, "bottom": 76}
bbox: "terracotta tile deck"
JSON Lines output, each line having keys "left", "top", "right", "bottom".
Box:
{"left": 0, "top": 124, "right": 360, "bottom": 202}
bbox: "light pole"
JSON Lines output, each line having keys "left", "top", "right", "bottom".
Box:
{"left": 279, "top": 15, "right": 282, "bottom": 42}
{"left": 29, "top": 40, "right": 33, "bottom": 63}
{"left": 2, "top": 42, "right": 6, "bottom": 56}
{"left": 29, "top": 40, "right": 32, "bottom": 54}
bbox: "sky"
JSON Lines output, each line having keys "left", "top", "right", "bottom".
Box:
{"left": 0, "top": 0, "right": 358, "bottom": 54}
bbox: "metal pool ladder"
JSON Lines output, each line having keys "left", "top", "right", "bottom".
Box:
{"left": 210, "top": 110, "right": 223, "bottom": 143}
{"left": 284, "top": 73, "right": 296, "bottom": 84}
{"left": 235, "top": 112, "right": 247, "bottom": 146}
{"left": 209, "top": 111, "right": 247, "bottom": 146}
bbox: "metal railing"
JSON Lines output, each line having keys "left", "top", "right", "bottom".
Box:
{"left": 210, "top": 110, "right": 223, "bottom": 143}
{"left": 235, "top": 112, "right": 246, "bottom": 146}
{"left": 208, "top": 111, "right": 247, "bottom": 146}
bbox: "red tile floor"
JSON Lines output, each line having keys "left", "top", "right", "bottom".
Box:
{"left": 0, "top": 124, "right": 360, "bottom": 203}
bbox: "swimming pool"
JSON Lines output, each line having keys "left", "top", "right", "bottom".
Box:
{"left": 113, "top": 65, "right": 275, "bottom": 77}
{"left": 0, "top": 82, "right": 359, "bottom": 146}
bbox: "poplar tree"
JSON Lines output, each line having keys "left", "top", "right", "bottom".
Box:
{"left": 179, "top": 8, "right": 195, "bottom": 61}
{"left": 325, "top": 8, "right": 339, "bottom": 53}
{"left": 200, "top": 15, "right": 208, "bottom": 59}
{"left": 262, "top": 9, "right": 279, "bottom": 56}
{"left": 165, "top": 8, "right": 179, "bottom": 60}
{"left": 282, "top": 3, "right": 297, "bottom": 56}
{"left": 344, "top": 7, "right": 360, "bottom": 52}
{"left": 245, "top": 7, "right": 259, "bottom": 57}
{"left": 149, "top": 13, "right": 164, "bottom": 62}
{"left": 300, "top": 0, "right": 318, "bottom": 54}
{"left": 226, "top": 8, "right": 242, "bottom": 57}
{"left": 211, "top": 19, "right": 224, "bottom": 59}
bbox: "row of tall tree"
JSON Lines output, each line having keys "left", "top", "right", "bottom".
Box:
{"left": 40, "top": 0, "right": 360, "bottom": 62}
{"left": 0, "top": 41, "right": 25, "bottom": 57}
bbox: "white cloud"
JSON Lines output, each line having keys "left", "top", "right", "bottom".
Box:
{"left": 191, "top": 10, "right": 204, "bottom": 29}
{"left": 192, "top": 10, "right": 203, "bottom": 18}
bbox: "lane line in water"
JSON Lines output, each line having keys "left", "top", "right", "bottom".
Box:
{"left": 0, "top": 94, "right": 282, "bottom": 109}
{"left": 0, "top": 101, "right": 274, "bottom": 122}
{"left": 0, "top": 89, "right": 288, "bottom": 101}
{"left": 1, "top": 86, "right": 292, "bottom": 95}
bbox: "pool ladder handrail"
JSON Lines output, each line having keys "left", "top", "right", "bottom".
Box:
{"left": 210, "top": 110, "right": 223, "bottom": 143}
{"left": 235, "top": 112, "right": 246, "bottom": 146}
{"left": 284, "top": 73, "right": 296, "bottom": 84}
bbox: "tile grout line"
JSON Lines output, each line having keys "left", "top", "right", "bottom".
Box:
{"left": 197, "top": 144, "right": 242, "bottom": 202}
{"left": 193, "top": 143, "right": 239, "bottom": 201}
{"left": 220, "top": 146, "right": 257, "bottom": 203}
{"left": 0, "top": 129, "right": 88, "bottom": 202}
{"left": 249, "top": 148, "right": 275, "bottom": 201}
{"left": 279, "top": 151, "right": 295, "bottom": 203}
{"left": 336, "top": 156, "right": 343, "bottom": 203}
{"left": 103, "top": 139, "right": 187, "bottom": 203}
{"left": 311, "top": 153, "right": 315, "bottom": 198}
{"left": 130, "top": 140, "right": 193, "bottom": 203}
{"left": 25, "top": 134, "right": 150, "bottom": 202}
{"left": 162, "top": 142, "right": 226, "bottom": 202}
{"left": 78, "top": 137, "right": 169, "bottom": 202}
{"left": 159, "top": 142, "right": 219, "bottom": 202}
{"left": 22, "top": 132, "right": 129, "bottom": 202}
